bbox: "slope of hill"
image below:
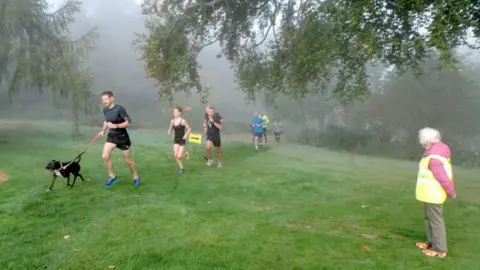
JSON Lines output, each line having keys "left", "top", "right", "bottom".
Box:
{"left": 0, "top": 120, "right": 478, "bottom": 269}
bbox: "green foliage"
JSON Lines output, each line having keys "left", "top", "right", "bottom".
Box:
{"left": 0, "top": 0, "right": 98, "bottom": 135}
{"left": 298, "top": 125, "right": 406, "bottom": 157}
{"left": 139, "top": 0, "right": 480, "bottom": 103}
{"left": 299, "top": 124, "right": 480, "bottom": 168}
{"left": 134, "top": 8, "right": 212, "bottom": 104}
{"left": 294, "top": 54, "right": 480, "bottom": 168}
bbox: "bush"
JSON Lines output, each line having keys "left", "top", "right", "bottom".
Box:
{"left": 298, "top": 125, "right": 416, "bottom": 160}
{"left": 298, "top": 125, "right": 480, "bottom": 168}
{"left": 299, "top": 126, "right": 371, "bottom": 151}
{"left": 446, "top": 139, "right": 480, "bottom": 167}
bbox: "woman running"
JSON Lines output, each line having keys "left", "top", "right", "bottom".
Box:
{"left": 168, "top": 107, "right": 192, "bottom": 173}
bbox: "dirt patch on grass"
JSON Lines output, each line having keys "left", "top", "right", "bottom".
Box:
{"left": 0, "top": 171, "right": 8, "bottom": 182}
{"left": 285, "top": 218, "right": 330, "bottom": 231}
{"left": 255, "top": 205, "right": 275, "bottom": 212}
{"left": 360, "top": 233, "right": 378, "bottom": 239}
{"left": 286, "top": 222, "right": 315, "bottom": 231}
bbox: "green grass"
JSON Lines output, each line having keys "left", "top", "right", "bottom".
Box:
{"left": 1, "top": 120, "right": 480, "bottom": 269}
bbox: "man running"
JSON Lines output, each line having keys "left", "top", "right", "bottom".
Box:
{"left": 204, "top": 105, "right": 224, "bottom": 126}
{"left": 260, "top": 113, "right": 270, "bottom": 143}
{"left": 205, "top": 106, "right": 223, "bottom": 167}
{"left": 98, "top": 90, "right": 140, "bottom": 188}
{"left": 203, "top": 105, "right": 223, "bottom": 159}
{"left": 252, "top": 112, "right": 264, "bottom": 150}
{"left": 273, "top": 121, "right": 283, "bottom": 144}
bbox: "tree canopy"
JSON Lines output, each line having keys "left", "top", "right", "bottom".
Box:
{"left": 138, "top": 0, "right": 480, "bottom": 103}
{"left": 0, "top": 0, "right": 98, "bottom": 133}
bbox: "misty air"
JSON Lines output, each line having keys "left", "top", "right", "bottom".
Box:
{"left": 1, "top": 0, "right": 479, "bottom": 268}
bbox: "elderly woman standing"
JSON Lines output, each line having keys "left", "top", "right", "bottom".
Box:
{"left": 415, "top": 127, "right": 456, "bottom": 258}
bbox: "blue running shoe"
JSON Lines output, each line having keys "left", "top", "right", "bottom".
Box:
{"left": 104, "top": 176, "right": 118, "bottom": 188}
{"left": 178, "top": 168, "right": 184, "bottom": 174}
{"left": 133, "top": 177, "right": 141, "bottom": 187}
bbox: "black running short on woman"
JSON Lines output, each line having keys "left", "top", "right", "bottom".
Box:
{"left": 174, "top": 137, "right": 186, "bottom": 146}
{"left": 107, "top": 133, "right": 131, "bottom": 151}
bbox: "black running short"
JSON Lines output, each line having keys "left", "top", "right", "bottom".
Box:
{"left": 174, "top": 137, "right": 186, "bottom": 146}
{"left": 107, "top": 133, "right": 131, "bottom": 151}
{"left": 253, "top": 132, "right": 263, "bottom": 138}
{"left": 207, "top": 137, "right": 221, "bottom": 147}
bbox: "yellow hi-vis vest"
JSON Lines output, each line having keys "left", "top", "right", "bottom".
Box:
{"left": 416, "top": 154, "right": 453, "bottom": 204}
{"left": 261, "top": 115, "right": 269, "bottom": 128}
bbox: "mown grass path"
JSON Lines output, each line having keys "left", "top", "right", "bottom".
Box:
{"left": 1, "top": 120, "right": 479, "bottom": 269}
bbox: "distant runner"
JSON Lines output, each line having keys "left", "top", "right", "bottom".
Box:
{"left": 273, "top": 121, "right": 283, "bottom": 144}
{"left": 251, "top": 112, "right": 264, "bottom": 150}
{"left": 251, "top": 122, "right": 256, "bottom": 144}
{"left": 168, "top": 106, "right": 192, "bottom": 174}
{"left": 205, "top": 106, "right": 223, "bottom": 167}
{"left": 260, "top": 113, "right": 270, "bottom": 143}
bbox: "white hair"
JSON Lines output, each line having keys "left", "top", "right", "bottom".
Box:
{"left": 418, "top": 127, "right": 441, "bottom": 146}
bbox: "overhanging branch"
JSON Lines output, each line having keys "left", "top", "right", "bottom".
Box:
{"left": 195, "top": 35, "right": 220, "bottom": 53}
{"left": 254, "top": 0, "right": 279, "bottom": 48}
{"left": 145, "top": 0, "right": 227, "bottom": 15}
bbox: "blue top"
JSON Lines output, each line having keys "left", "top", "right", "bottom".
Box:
{"left": 251, "top": 117, "right": 264, "bottom": 134}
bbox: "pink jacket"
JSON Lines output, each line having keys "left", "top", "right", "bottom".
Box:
{"left": 424, "top": 142, "right": 456, "bottom": 197}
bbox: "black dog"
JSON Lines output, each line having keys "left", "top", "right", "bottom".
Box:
{"left": 44, "top": 156, "right": 84, "bottom": 191}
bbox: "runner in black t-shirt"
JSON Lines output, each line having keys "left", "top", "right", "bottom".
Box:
{"left": 204, "top": 106, "right": 223, "bottom": 167}
{"left": 98, "top": 90, "right": 140, "bottom": 188}
{"left": 203, "top": 106, "right": 223, "bottom": 128}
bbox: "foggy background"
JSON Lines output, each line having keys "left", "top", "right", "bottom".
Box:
{"left": 0, "top": 0, "right": 262, "bottom": 133}
{"left": 2, "top": 0, "right": 480, "bottom": 167}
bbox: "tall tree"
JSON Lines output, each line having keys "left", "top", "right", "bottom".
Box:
{"left": 0, "top": 0, "right": 98, "bottom": 135}
{"left": 138, "top": 0, "right": 480, "bottom": 103}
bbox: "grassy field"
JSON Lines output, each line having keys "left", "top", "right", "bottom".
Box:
{"left": 1, "top": 120, "right": 480, "bottom": 270}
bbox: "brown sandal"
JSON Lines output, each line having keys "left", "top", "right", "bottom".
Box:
{"left": 416, "top": 242, "right": 431, "bottom": 250}
{"left": 423, "top": 249, "right": 447, "bottom": 258}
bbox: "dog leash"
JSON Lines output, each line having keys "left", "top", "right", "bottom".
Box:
{"left": 60, "top": 134, "right": 101, "bottom": 170}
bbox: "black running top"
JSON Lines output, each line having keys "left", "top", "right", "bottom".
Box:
{"left": 103, "top": 104, "right": 131, "bottom": 136}
{"left": 173, "top": 118, "right": 185, "bottom": 140}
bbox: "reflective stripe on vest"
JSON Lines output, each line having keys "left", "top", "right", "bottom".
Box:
{"left": 416, "top": 154, "right": 453, "bottom": 204}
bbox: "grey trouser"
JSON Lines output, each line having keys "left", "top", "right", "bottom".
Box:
{"left": 424, "top": 203, "right": 448, "bottom": 253}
